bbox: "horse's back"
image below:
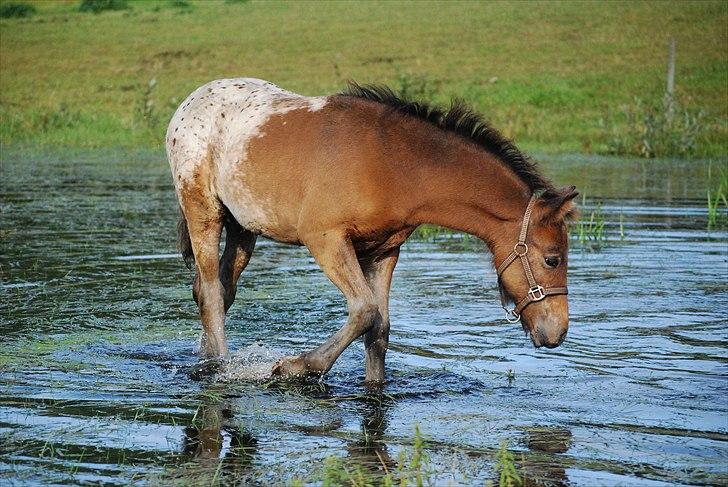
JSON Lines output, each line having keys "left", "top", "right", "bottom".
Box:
{"left": 166, "top": 78, "right": 325, "bottom": 181}
{"left": 167, "top": 78, "right": 334, "bottom": 240}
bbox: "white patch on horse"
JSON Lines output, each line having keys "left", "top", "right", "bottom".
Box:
{"left": 166, "top": 78, "right": 328, "bottom": 234}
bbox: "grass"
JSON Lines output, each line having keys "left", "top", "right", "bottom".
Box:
{"left": 495, "top": 440, "right": 522, "bottom": 487}
{"left": 303, "top": 427, "right": 523, "bottom": 487}
{"left": 0, "top": 2, "right": 35, "bottom": 18}
{"left": 604, "top": 95, "right": 710, "bottom": 158}
{"left": 0, "top": 0, "right": 726, "bottom": 155}
{"left": 707, "top": 161, "right": 728, "bottom": 229}
{"left": 575, "top": 200, "right": 606, "bottom": 244}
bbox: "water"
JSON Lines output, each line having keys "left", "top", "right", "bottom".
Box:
{"left": 1, "top": 149, "right": 726, "bottom": 485}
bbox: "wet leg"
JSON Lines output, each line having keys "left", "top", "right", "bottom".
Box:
{"left": 182, "top": 202, "right": 228, "bottom": 360}
{"left": 272, "top": 231, "right": 380, "bottom": 378}
{"left": 362, "top": 248, "right": 399, "bottom": 383}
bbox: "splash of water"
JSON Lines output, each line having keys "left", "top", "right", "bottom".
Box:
{"left": 215, "top": 343, "right": 284, "bottom": 382}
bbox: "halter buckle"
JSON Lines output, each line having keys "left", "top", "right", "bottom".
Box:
{"left": 514, "top": 242, "right": 528, "bottom": 256}
{"left": 528, "top": 285, "right": 546, "bottom": 302}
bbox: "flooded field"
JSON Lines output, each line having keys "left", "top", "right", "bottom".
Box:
{"left": 1, "top": 149, "right": 726, "bottom": 485}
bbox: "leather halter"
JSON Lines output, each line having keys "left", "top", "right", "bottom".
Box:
{"left": 496, "top": 194, "right": 568, "bottom": 323}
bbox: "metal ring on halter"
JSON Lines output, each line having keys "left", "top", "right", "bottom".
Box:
{"left": 513, "top": 242, "right": 528, "bottom": 256}
{"left": 504, "top": 307, "right": 520, "bottom": 323}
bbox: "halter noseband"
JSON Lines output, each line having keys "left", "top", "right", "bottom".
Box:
{"left": 496, "top": 194, "right": 568, "bottom": 323}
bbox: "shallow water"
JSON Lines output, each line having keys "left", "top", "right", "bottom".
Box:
{"left": 1, "top": 149, "right": 726, "bottom": 486}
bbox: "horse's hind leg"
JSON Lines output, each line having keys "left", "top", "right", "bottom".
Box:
{"left": 180, "top": 195, "right": 229, "bottom": 360}
{"left": 362, "top": 248, "right": 399, "bottom": 383}
{"left": 219, "top": 213, "right": 257, "bottom": 312}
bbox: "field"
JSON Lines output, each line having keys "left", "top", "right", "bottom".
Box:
{"left": 1, "top": 0, "right": 726, "bottom": 155}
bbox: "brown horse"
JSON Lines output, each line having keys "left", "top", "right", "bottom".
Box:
{"left": 167, "top": 78, "right": 577, "bottom": 382}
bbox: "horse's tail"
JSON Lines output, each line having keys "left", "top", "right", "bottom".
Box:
{"left": 177, "top": 208, "right": 194, "bottom": 270}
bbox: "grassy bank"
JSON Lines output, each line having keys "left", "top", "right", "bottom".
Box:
{"left": 0, "top": 0, "right": 726, "bottom": 155}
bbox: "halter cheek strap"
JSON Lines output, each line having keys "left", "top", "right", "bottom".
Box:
{"left": 496, "top": 194, "right": 568, "bottom": 323}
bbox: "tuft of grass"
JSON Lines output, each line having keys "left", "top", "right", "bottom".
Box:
{"left": 604, "top": 96, "right": 708, "bottom": 158}
{"left": 495, "top": 441, "right": 522, "bottom": 487}
{"left": 318, "top": 424, "right": 432, "bottom": 487}
{"left": 394, "top": 69, "right": 437, "bottom": 101}
{"left": 410, "top": 225, "right": 450, "bottom": 242}
{"left": 78, "top": 0, "right": 128, "bottom": 14}
{"left": 576, "top": 204, "right": 606, "bottom": 244}
{"left": 707, "top": 162, "right": 728, "bottom": 229}
{"left": 572, "top": 194, "right": 608, "bottom": 247}
{"left": 0, "top": 2, "right": 36, "bottom": 18}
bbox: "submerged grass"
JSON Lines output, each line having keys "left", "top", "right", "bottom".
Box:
{"left": 0, "top": 1, "right": 725, "bottom": 154}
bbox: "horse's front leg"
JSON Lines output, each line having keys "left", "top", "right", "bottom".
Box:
{"left": 363, "top": 248, "right": 399, "bottom": 383}
{"left": 272, "top": 231, "right": 381, "bottom": 379}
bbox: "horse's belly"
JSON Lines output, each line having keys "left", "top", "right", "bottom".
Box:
{"left": 216, "top": 177, "right": 301, "bottom": 244}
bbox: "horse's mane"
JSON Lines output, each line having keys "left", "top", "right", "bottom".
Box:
{"left": 340, "top": 82, "right": 553, "bottom": 192}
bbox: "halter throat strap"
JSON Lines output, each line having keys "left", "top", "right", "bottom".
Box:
{"left": 496, "top": 194, "right": 568, "bottom": 323}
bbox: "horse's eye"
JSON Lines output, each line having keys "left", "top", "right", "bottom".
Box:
{"left": 545, "top": 256, "right": 561, "bottom": 268}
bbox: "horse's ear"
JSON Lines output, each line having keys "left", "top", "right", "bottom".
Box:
{"left": 539, "top": 185, "right": 579, "bottom": 224}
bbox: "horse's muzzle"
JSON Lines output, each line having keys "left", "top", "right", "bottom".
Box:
{"left": 531, "top": 326, "right": 568, "bottom": 349}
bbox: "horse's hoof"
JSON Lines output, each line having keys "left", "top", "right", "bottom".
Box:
{"left": 188, "top": 358, "right": 225, "bottom": 381}
{"left": 271, "top": 355, "right": 319, "bottom": 381}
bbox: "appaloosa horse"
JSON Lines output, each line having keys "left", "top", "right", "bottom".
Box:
{"left": 167, "top": 78, "right": 577, "bottom": 382}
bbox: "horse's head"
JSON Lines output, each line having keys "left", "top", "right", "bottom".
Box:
{"left": 495, "top": 186, "right": 578, "bottom": 349}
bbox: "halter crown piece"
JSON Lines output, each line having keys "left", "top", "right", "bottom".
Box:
{"left": 496, "top": 194, "right": 569, "bottom": 323}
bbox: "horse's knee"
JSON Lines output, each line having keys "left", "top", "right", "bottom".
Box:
{"left": 350, "top": 300, "right": 380, "bottom": 332}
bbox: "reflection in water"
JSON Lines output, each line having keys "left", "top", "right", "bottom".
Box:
{"left": 181, "top": 391, "right": 257, "bottom": 484}
{"left": 523, "top": 427, "right": 573, "bottom": 487}
{"left": 346, "top": 393, "right": 396, "bottom": 476}
{"left": 525, "top": 427, "right": 573, "bottom": 454}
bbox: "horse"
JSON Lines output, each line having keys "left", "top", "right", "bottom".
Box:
{"left": 166, "top": 78, "right": 577, "bottom": 383}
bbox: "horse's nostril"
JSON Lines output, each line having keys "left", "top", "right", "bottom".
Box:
{"left": 557, "top": 329, "right": 568, "bottom": 345}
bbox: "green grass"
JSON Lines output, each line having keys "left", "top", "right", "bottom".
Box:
{"left": 0, "top": 0, "right": 726, "bottom": 155}
{"left": 707, "top": 161, "right": 728, "bottom": 228}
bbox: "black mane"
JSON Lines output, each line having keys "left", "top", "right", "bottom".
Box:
{"left": 340, "top": 82, "right": 553, "bottom": 192}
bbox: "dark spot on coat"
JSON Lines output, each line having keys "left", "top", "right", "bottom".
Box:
{"left": 172, "top": 138, "right": 177, "bottom": 146}
{"left": 221, "top": 113, "right": 225, "bottom": 118}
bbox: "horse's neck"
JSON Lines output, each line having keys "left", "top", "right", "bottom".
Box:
{"left": 409, "top": 141, "right": 530, "bottom": 244}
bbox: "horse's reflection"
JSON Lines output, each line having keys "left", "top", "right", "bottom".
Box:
{"left": 345, "top": 392, "right": 396, "bottom": 475}
{"left": 181, "top": 386, "right": 573, "bottom": 486}
{"left": 182, "top": 393, "right": 257, "bottom": 478}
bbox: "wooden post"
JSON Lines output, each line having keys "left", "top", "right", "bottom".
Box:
{"left": 666, "top": 37, "right": 676, "bottom": 122}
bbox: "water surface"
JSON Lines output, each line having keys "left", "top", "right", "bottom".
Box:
{"left": 1, "top": 149, "right": 726, "bottom": 485}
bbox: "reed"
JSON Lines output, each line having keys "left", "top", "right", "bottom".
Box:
{"left": 707, "top": 162, "right": 728, "bottom": 229}
{"left": 574, "top": 195, "right": 606, "bottom": 245}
